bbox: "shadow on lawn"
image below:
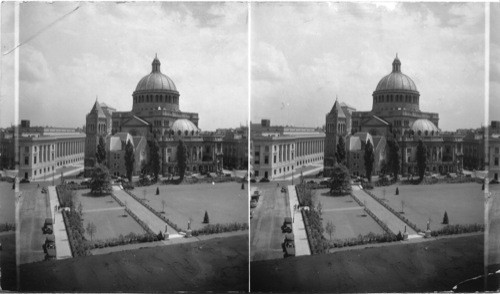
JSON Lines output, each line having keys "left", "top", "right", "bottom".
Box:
{"left": 81, "top": 192, "right": 112, "bottom": 198}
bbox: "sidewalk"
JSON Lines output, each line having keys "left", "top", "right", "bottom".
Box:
{"left": 47, "top": 186, "right": 72, "bottom": 260}
{"left": 112, "top": 186, "right": 182, "bottom": 239}
{"left": 351, "top": 186, "right": 421, "bottom": 239}
{"left": 287, "top": 185, "right": 311, "bottom": 256}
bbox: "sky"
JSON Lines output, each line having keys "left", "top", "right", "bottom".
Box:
{"left": 251, "top": 2, "right": 486, "bottom": 131}
{"left": 0, "top": 2, "right": 248, "bottom": 131}
{"left": 491, "top": 3, "right": 500, "bottom": 122}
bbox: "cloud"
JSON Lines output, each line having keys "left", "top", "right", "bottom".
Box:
{"left": 251, "top": 2, "right": 485, "bottom": 131}
{"left": 20, "top": 45, "right": 50, "bottom": 83}
{"left": 13, "top": 2, "right": 247, "bottom": 130}
{"left": 252, "top": 42, "right": 291, "bottom": 82}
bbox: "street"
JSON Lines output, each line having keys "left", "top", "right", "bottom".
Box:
{"left": 250, "top": 181, "right": 291, "bottom": 261}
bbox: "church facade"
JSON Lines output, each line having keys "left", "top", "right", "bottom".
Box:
{"left": 84, "top": 55, "right": 223, "bottom": 177}
{"left": 325, "top": 55, "right": 463, "bottom": 177}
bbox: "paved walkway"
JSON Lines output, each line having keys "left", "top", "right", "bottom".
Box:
{"left": 112, "top": 186, "right": 182, "bottom": 239}
{"left": 282, "top": 164, "right": 323, "bottom": 181}
{"left": 47, "top": 186, "right": 72, "bottom": 260}
{"left": 323, "top": 206, "right": 364, "bottom": 212}
{"left": 351, "top": 185, "right": 421, "bottom": 239}
{"left": 287, "top": 185, "right": 311, "bottom": 256}
{"left": 83, "top": 206, "right": 125, "bottom": 213}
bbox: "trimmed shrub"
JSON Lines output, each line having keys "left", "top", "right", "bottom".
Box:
{"left": 395, "top": 187, "right": 399, "bottom": 195}
{"left": 156, "top": 187, "right": 160, "bottom": 195}
{"left": 0, "top": 223, "right": 15, "bottom": 232}
{"left": 191, "top": 222, "right": 248, "bottom": 236}
{"left": 431, "top": 224, "right": 484, "bottom": 237}
{"left": 442, "top": 211, "right": 449, "bottom": 224}
{"left": 203, "top": 211, "right": 210, "bottom": 224}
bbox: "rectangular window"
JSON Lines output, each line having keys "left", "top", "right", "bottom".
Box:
{"left": 496, "top": 147, "right": 499, "bottom": 154}
{"left": 24, "top": 156, "right": 29, "bottom": 165}
{"left": 495, "top": 157, "right": 499, "bottom": 166}
{"left": 264, "top": 156, "right": 269, "bottom": 164}
{"left": 34, "top": 156, "right": 37, "bottom": 164}
{"left": 273, "top": 155, "right": 277, "bottom": 163}
{"left": 265, "top": 146, "right": 269, "bottom": 152}
{"left": 24, "top": 146, "right": 29, "bottom": 153}
{"left": 255, "top": 171, "right": 259, "bottom": 177}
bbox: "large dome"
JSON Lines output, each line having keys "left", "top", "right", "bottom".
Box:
{"left": 135, "top": 56, "right": 177, "bottom": 92}
{"left": 411, "top": 119, "right": 440, "bottom": 135}
{"left": 375, "top": 56, "right": 418, "bottom": 92}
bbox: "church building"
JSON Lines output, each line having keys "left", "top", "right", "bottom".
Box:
{"left": 84, "top": 55, "right": 223, "bottom": 177}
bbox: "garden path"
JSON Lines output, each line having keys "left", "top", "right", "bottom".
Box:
{"left": 111, "top": 186, "right": 182, "bottom": 239}
{"left": 351, "top": 185, "right": 421, "bottom": 239}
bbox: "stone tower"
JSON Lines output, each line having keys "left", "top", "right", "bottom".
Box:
{"left": 324, "top": 97, "right": 348, "bottom": 176}
{"left": 84, "top": 99, "right": 111, "bottom": 175}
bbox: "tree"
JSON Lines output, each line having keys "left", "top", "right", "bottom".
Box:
{"left": 401, "top": 200, "right": 405, "bottom": 214}
{"left": 325, "top": 220, "right": 335, "bottom": 241}
{"left": 161, "top": 199, "right": 166, "bottom": 213}
{"left": 148, "top": 139, "right": 161, "bottom": 181}
{"left": 89, "top": 164, "right": 112, "bottom": 196}
{"left": 335, "top": 136, "right": 346, "bottom": 165}
{"left": 203, "top": 211, "right": 209, "bottom": 224}
{"left": 124, "top": 140, "right": 135, "bottom": 183}
{"left": 316, "top": 201, "right": 323, "bottom": 216}
{"left": 86, "top": 222, "right": 97, "bottom": 242}
{"left": 77, "top": 202, "right": 83, "bottom": 217}
{"left": 387, "top": 139, "right": 400, "bottom": 180}
{"left": 416, "top": 140, "right": 427, "bottom": 182}
{"left": 442, "top": 211, "right": 449, "bottom": 224}
{"left": 329, "top": 164, "right": 352, "bottom": 196}
{"left": 176, "top": 140, "right": 187, "bottom": 182}
{"left": 241, "top": 182, "right": 245, "bottom": 190}
{"left": 364, "top": 140, "right": 375, "bottom": 182}
{"left": 95, "top": 136, "right": 107, "bottom": 165}
{"left": 395, "top": 187, "right": 399, "bottom": 195}
{"left": 156, "top": 187, "right": 160, "bottom": 195}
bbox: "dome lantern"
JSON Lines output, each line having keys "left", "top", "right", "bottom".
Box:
{"left": 152, "top": 53, "right": 161, "bottom": 73}
{"left": 392, "top": 54, "right": 401, "bottom": 73}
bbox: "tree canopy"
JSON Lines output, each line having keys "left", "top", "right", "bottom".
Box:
{"left": 364, "top": 140, "right": 375, "bottom": 182}
{"left": 176, "top": 140, "right": 187, "bottom": 181}
{"left": 124, "top": 140, "right": 135, "bottom": 182}
{"left": 90, "top": 164, "right": 112, "bottom": 196}
{"left": 329, "top": 164, "right": 352, "bottom": 196}
{"left": 148, "top": 139, "right": 161, "bottom": 181}
{"left": 416, "top": 139, "right": 427, "bottom": 181}
{"left": 387, "top": 139, "right": 400, "bottom": 179}
{"left": 335, "top": 136, "right": 346, "bottom": 165}
{"left": 95, "top": 136, "right": 107, "bottom": 165}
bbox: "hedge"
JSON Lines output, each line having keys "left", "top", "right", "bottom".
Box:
{"left": 431, "top": 223, "right": 484, "bottom": 237}
{"left": 191, "top": 222, "right": 248, "bottom": 236}
{"left": 87, "top": 232, "right": 159, "bottom": 249}
{"left": 363, "top": 190, "right": 423, "bottom": 233}
{"left": 303, "top": 208, "right": 328, "bottom": 255}
{"left": 327, "top": 232, "right": 399, "bottom": 249}
{"left": 0, "top": 223, "right": 15, "bottom": 232}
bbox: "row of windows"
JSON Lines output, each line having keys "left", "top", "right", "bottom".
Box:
{"left": 374, "top": 94, "right": 419, "bottom": 104}
{"left": 134, "top": 94, "right": 179, "bottom": 104}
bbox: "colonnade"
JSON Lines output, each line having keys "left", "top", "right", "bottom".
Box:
{"left": 56, "top": 140, "right": 85, "bottom": 158}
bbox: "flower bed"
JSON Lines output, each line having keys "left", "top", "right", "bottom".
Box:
{"left": 363, "top": 190, "right": 423, "bottom": 233}
{"left": 0, "top": 223, "right": 15, "bottom": 232}
{"left": 430, "top": 223, "right": 484, "bottom": 237}
{"left": 327, "top": 232, "right": 398, "bottom": 249}
{"left": 87, "top": 232, "right": 159, "bottom": 249}
{"left": 191, "top": 222, "right": 248, "bottom": 236}
{"left": 295, "top": 184, "right": 313, "bottom": 207}
{"left": 302, "top": 208, "right": 327, "bottom": 255}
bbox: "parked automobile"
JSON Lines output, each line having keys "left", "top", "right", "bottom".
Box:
{"left": 41, "top": 187, "right": 48, "bottom": 194}
{"left": 282, "top": 233, "right": 296, "bottom": 257}
{"left": 20, "top": 178, "right": 30, "bottom": 183}
{"left": 42, "top": 234, "right": 56, "bottom": 253}
{"left": 281, "top": 187, "right": 287, "bottom": 193}
{"left": 42, "top": 218, "right": 53, "bottom": 234}
{"left": 250, "top": 199, "right": 258, "bottom": 208}
{"left": 281, "top": 217, "right": 293, "bottom": 233}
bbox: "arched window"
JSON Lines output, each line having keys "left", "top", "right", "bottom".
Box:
{"left": 185, "top": 130, "right": 188, "bottom": 136}
{"left": 177, "top": 130, "right": 181, "bottom": 136}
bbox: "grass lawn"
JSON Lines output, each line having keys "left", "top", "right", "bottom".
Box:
{"left": 251, "top": 234, "right": 486, "bottom": 292}
{"left": 0, "top": 182, "right": 15, "bottom": 224}
{"left": 20, "top": 234, "right": 248, "bottom": 292}
{"left": 371, "top": 182, "right": 484, "bottom": 231}
{"left": 133, "top": 182, "right": 247, "bottom": 230}
{"left": 315, "top": 189, "right": 385, "bottom": 240}
{"left": 74, "top": 190, "right": 146, "bottom": 241}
